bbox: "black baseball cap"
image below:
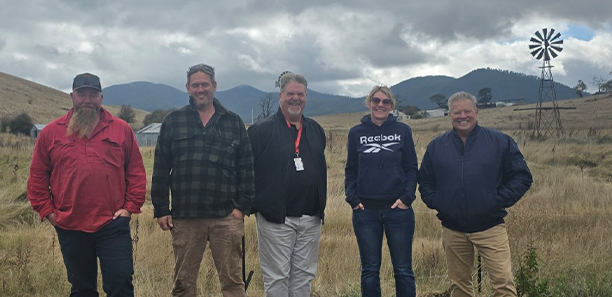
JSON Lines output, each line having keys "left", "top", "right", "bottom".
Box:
{"left": 72, "top": 73, "right": 102, "bottom": 91}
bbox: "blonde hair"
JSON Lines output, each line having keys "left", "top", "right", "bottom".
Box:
{"left": 364, "top": 85, "right": 396, "bottom": 109}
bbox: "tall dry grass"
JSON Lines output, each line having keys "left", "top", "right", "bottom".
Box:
{"left": 1, "top": 107, "right": 612, "bottom": 296}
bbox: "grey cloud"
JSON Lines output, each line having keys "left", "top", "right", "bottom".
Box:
{"left": 562, "top": 59, "right": 612, "bottom": 90}
{"left": 355, "top": 24, "right": 430, "bottom": 67}
{"left": 1, "top": 0, "right": 611, "bottom": 97}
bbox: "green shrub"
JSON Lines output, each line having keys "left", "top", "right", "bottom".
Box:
{"left": 8, "top": 113, "right": 33, "bottom": 136}
{"left": 515, "top": 246, "right": 550, "bottom": 297}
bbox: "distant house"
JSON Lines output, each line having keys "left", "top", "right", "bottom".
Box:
{"left": 495, "top": 101, "right": 517, "bottom": 107}
{"left": 136, "top": 123, "right": 161, "bottom": 147}
{"left": 424, "top": 109, "right": 447, "bottom": 118}
{"left": 477, "top": 102, "right": 496, "bottom": 109}
{"left": 391, "top": 110, "right": 407, "bottom": 120}
{"left": 30, "top": 124, "right": 46, "bottom": 139}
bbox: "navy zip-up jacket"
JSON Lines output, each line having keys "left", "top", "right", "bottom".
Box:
{"left": 345, "top": 114, "right": 418, "bottom": 208}
{"left": 417, "top": 124, "right": 533, "bottom": 233}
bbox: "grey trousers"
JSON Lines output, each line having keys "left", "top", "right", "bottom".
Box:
{"left": 256, "top": 213, "right": 321, "bottom": 297}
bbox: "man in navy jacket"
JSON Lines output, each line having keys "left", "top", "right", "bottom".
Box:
{"left": 418, "top": 91, "right": 532, "bottom": 297}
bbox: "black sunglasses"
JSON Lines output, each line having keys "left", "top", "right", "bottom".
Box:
{"left": 187, "top": 64, "right": 215, "bottom": 76}
{"left": 370, "top": 97, "right": 392, "bottom": 106}
{"left": 73, "top": 76, "right": 101, "bottom": 90}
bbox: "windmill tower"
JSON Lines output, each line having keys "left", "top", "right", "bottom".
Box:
{"left": 529, "top": 28, "right": 564, "bottom": 137}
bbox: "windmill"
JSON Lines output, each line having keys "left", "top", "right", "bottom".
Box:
{"left": 275, "top": 70, "right": 292, "bottom": 88}
{"left": 529, "top": 28, "right": 564, "bottom": 137}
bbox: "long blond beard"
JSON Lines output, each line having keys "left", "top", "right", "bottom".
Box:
{"left": 66, "top": 107, "right": 100, "bottom": 138}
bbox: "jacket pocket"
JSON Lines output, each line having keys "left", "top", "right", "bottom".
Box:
{"left": 432, "top": 188, "right": 461, "bottom": 224}
{"left": 101, "top": 137, "right": 124, "bottom": 167}
{"left": 207, "top": 136, "right": 238, "bottom": 170}
{"left": 356, "top": 166, "right": 405, "bottom": 197}
{"left": 471, "top": 189, "right": 506, "bottom": 224}
{"left": 50, "top": 139, "right": 77, "bottom": 166}
{"left": 171, "top": 132, "right": 203, "bottom": 161}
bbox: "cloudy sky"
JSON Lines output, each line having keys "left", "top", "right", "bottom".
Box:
{"left": 2, "top": 0, "right": 611, "bottom": 97}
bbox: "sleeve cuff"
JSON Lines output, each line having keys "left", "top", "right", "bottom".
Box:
{"left": 123, "top": 202, "right": 143, "bottom": 214}
{"left": 153, "top": 207, "right": 172, "bottom": 218}
{"left": 345, "top": 196, "right": 361, "bottom": 208}
{"left": 399, "top": 195, "right": 415, "bottom": 207}
{"left": 39, "top": 207, "right": 55, "bottom": 222}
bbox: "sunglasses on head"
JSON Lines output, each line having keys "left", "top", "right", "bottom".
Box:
{"left": 370, "top": 97, "right": 392, "bottom": 106}
{"left": 73, "top": 76, "right": 101, "bottom": 89}
{"left": 187, "top": 64, "right": 215, "bottom": 76}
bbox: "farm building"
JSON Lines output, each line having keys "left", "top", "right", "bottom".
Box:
{"left": 495, "top": 101, "right": 517, "bottom": 107}
{"left": 391, "top": 110, "right": 407, "bottom": 120}
{"left": 30, "top": 124, "right": 46, "bottom": 139}
{"left": 136, "top": 123, "right": 161, "bottom": 147}
{"left": 425, "top": 109, "right": 447, "bottom": 118}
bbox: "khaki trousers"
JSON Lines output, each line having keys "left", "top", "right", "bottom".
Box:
{"left": 170, "top": 215, "right": 246, "bottom": 297}
{"left": 442, "top": 224, "right": 517, "bottom": 297}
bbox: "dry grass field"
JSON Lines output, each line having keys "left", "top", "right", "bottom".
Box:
{"left": 1, "top": 92, "right": 612, "bottom": 296}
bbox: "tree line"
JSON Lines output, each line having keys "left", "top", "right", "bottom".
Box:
{"left": 116, "top": 105, "right": 176, "bottom": 127}
{"left": 574, "top": 70, "right": 612, "bottom": 98}
{"left": 427, "top": 87, "right": 493, "bottom": 111}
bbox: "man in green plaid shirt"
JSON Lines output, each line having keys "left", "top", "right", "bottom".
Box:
{"left": 151, "top": 63, "right": 255, "bottom": 297}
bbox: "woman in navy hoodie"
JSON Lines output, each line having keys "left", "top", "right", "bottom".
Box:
{"left": 345, "top": 85, "right": 418, "bottom": 297}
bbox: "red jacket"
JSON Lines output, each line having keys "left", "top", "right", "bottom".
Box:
{"left": 27, "top": 108, "right": 146, "bottom": 232}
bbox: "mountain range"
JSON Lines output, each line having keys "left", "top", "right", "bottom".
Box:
{"left": 89, "top": 68, "right": 582, "bottom": 122}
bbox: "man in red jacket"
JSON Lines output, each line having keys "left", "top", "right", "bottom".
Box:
{"left": 27, "top": 73, "right": 147, "bottom": 297}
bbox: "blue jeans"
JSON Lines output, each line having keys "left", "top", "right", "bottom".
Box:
{"left": 55, "top": 217, "right": 134, "bottom": 297}
{"left": 353, "top": 207, "right": 416, "bottom": 297}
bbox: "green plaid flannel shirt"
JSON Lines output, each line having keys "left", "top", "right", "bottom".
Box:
{"left": 151, "top": 99, "right": 254, "bottom": 218}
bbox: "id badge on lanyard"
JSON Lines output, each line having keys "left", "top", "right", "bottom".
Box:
{"left": 288, "top": 119, "right": 304, "bottom": 171}
{"left": 294, "top": 157, "right": 304, "bottom": 171}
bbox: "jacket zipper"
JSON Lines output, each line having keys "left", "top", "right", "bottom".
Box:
{"left": 461, "top": 140, "right": 468, "bottom": 227}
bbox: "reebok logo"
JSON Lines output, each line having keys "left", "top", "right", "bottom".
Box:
{"left": 363, "top": 142, "right": 400, "bottom": 153}
{"left": 360, "top": 134, "right": 401, "bottom": 144}
{"left": 360, "top": 134, "right": 401, "bottom": 153}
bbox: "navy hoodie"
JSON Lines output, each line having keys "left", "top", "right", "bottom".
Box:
{"left": 345, "top": 114, "right": 418, "bottom": 208}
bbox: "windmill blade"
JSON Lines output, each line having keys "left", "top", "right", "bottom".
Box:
{"left": 530, "top": 37, "right": 542, "bottom": 44}
{"left": 536, "top": 49, "right": 545, "bottom": 60}
{"left": 542, "top": 28, "right": 548, "bottom": 40}
{"left": 550, "top": 45, "right": 563, "bottom": 52}
{"left": 550, "top": 50, "right": 558, "bottom": 59}
{"left": 551, "top": 39, "right": 563, "bottom": 45}
{"left": 544, "top": 50, "right": 550, "bottom": 61}
{"left": 529, "top": 44, "right": 542, "bottom": 49}
{"left": 548, "top": 28, "right": 556, "bottom": 40}
{"left": 531, "top": 48, "right": 543, "bottom": 57}
{"left": 534, "top": 30, "right": 544, "bottom": 41}
{"left": 550, "top": 32, "right": 562, "bottom": 42}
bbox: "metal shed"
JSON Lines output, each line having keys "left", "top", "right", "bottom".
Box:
{"left": 135, "top": 123, "right": 161, "bottom": 147}
{"left": 425, "top": 109, "right": 447, "bottom": 118}
{"left": 30, "top": 124, "right": 46, "bottom": 139}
